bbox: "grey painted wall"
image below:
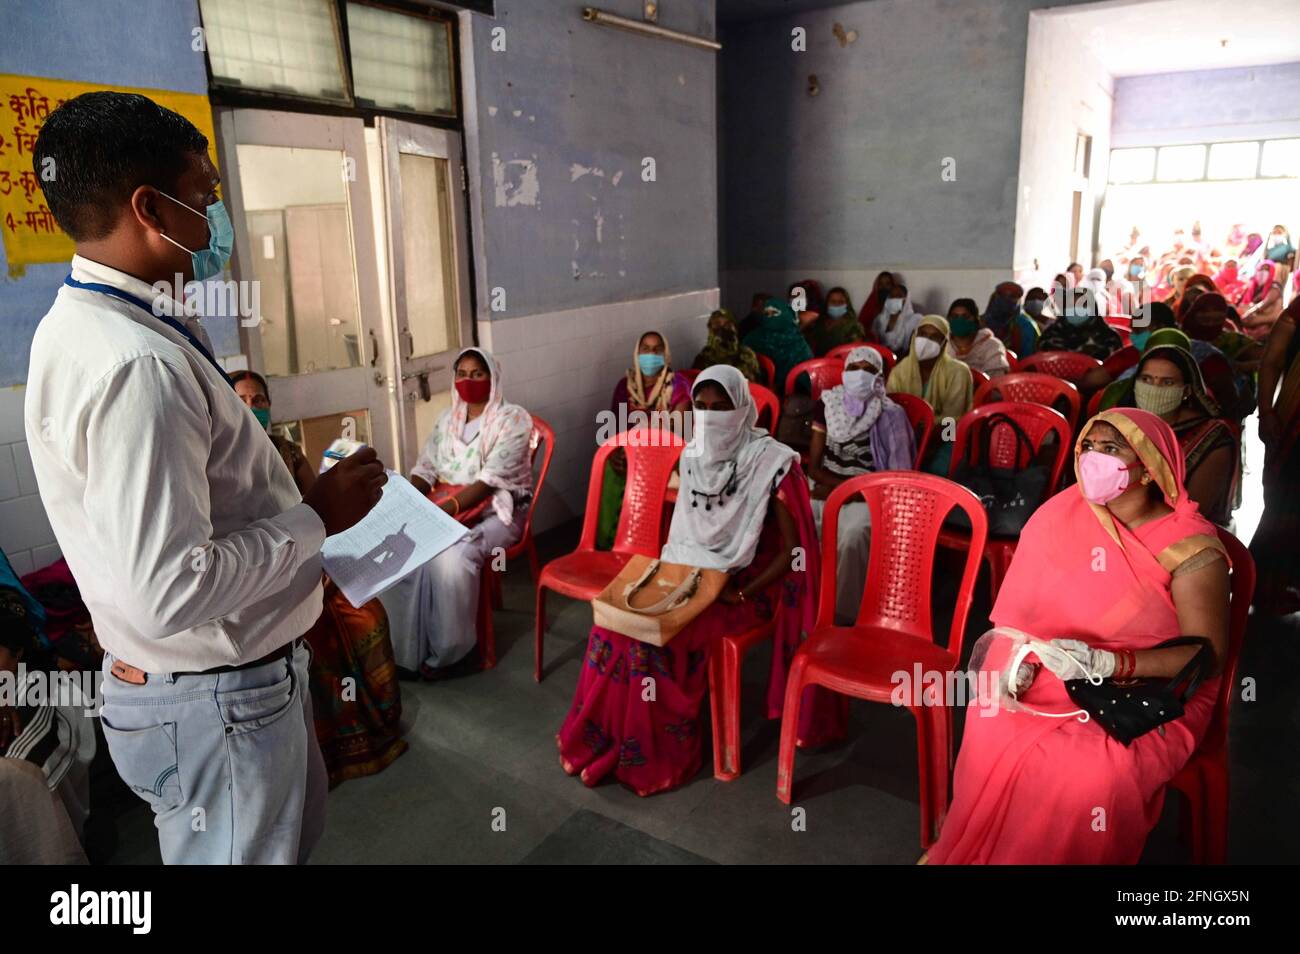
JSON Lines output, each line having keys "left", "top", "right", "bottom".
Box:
{"left": 1112, "top": 62, "right": 1300, "bottom": 148}
{"left": 466, "top": 0, "right": 719, "bottom": 321}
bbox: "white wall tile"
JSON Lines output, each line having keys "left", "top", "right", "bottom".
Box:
{"left": 0, "top": 389, "right": 26, "bottom": 445}
{"left": 30, "top": 542, "right": 62, "bottom": 571}
{"left": 0, "top": 495, "right": 55, "bottom": 554}
{"left": 11, "top": 442, "right": 37, "bottom": 496}
{"left": 6, "top": 549, "right": 34, "bottom": 577}
{"left": 0, "top": 444, "right": 19, "bottom": 501}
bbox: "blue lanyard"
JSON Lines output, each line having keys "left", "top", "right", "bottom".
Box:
{"left": 63, "top": 275, "right": 233, "bottom": 387}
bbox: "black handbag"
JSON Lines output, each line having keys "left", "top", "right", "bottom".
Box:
{"left": 945, "top": 412, "right": 1050, "bottom": 536}
{"left": 1064, "top": 637, "right": 1215, "bottom": 747}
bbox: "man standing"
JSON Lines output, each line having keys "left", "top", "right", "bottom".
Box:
{"left": 25, "top": 92, "right": 386, "bottom": 863}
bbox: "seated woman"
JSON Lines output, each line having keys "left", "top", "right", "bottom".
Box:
{"left": 692, "top": 309, "right": 763, "bottom": 382}
{"left": 984, "top": 282, "right": 1040, "bottom": 358}
{"left": 1253, "top": 302, "right": 1300, "bottom": 615}
{"left": 805, "top": 286, "right": 868, "bottom": 356}
{"left": 380, "top": 347, "right": 534, "bottom": 677}
{"left": 1181, "top": 292, "right": 1262, "bottom": 419}
{"left": 1098, "top": 345, "right": 1238, "bottom": 527}
{"left": 557, "top": 367, "right": 844, "bottom": 795}
{"left": 928, "top": 408, "right": 1230, "bottom": 864}
{"left": 809, "top": 347, "right": 916, "bottom": 623}
{"left": 1239, "top": 260, "right": 1284, "bottom": 342}
{"left": 946, "top": 297, "right": 1010, "bottom": 377}
{"left": 872, "top": 283, "right": 922, "bottom": 356}
{"left": 887, "top": 315, "right": 973, "bottom": 475}
{"left": 231, "top": 371, "right": 408, "bottom": 785}
{"left": 743, "top": 297, "right": 814, "bottom": 395}
{"left": 857, "top": 271, "right": 896, "bottom": 328}
{"left": 1038, "top": 288, "right": 1123, "bottom": 360}
{"left": 598, "top": 331, "right": 692, "bottom": 549}
{"left": 1103, "top": 326, "right": 1245, "bottom": 424}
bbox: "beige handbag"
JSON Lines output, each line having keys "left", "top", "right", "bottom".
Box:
{"left": 591, "top": 555, "right": 728, "bottom": 646}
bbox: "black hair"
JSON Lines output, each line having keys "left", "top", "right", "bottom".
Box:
{"left": 229, "top": 370, "right": 271, "bottom": 401}
{"left": 948, "top": 297, "right": 979, "bottom": 318}
{"left": 890, "top": 283, "right": 908, "bottom": 296}
{"left": 1025, "top": 286, "right": 1049, "bottom": 301}
{"left": 1147, "top": 302, "right": 1177, "bottom": 329}
{"left": 825, "top": 286, "right": 854, "bottom": 313}
{"left": 33, "top": 91, "right": 209, "bottom": 241}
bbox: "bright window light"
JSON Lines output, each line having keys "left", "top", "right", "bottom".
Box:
{"left": 1207, "top": 141, "right": 1259, "bottom": 180}
{"left": 1261, "top": 139, "right": 1300, "bottom": 178}
{"left": 1156, "top": 145, "right": 1206, "bottom": 182}
{"left": 1109, "top": 148, "right": 1156, "bottom": 184}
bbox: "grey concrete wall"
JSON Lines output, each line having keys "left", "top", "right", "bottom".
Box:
{"left": 1112, "top": 62, "right": 1300, "bottom": 148}
{"left": 466, "top": 0, "right": 719, "bottom": 322}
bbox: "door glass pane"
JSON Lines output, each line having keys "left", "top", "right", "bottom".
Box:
{"left": 1109, "top": 148, "right": 1155, "bottom": 183}
{"left": 1261, "top": 139, "right": 1300, "bottom": 178}
{"left": 348, "top": 3, "right": 455, "bottom": 115}
{"left": 1156, "top": 145, "right": 1205, "bottom": 182}
{"left": 399, "top": 152, "right": 460, "bottom": 358}
{"left": 235, "top": 144, "right": 362, "bottom": 375}
{"left": 201, "top": 0, "right": 349, "bottom": 102}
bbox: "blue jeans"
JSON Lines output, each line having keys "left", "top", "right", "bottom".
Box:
{"left": 99, "top": 641, "right": 327, "bottom": 864}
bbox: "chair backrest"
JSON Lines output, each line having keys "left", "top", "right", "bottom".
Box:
{"left": 818, "top": 473, "right": 987, "bottom": 658}
{"left": 970, "top": 367, "right": 990, "bottom": 392}
{"left": 1202, "top": 528, "right": 1256, "bottom": 752}
{"left": 1018, "top": 349, "right": 1103, "bottom": 383}
{"left": 514, "top": 415, "right": 556, "bottom": 546}
{"left": 889, "top": 392, "right": 934, "bottom": 469}
{"left": 949, "top": 402, "right": 1072, "bottom": 496}
{"left": 1004, "top": 349, "right": 1019, "bottom": 372}
{"left": 826, "top": 341, "right": 897, "bottom": 374}
{"left": 974, "top": 371, "right": 1082, "bottom": 431}
{"left": 749, "top": 381, "right": 781, "bottom": 433}
{"left": 757, "top": 353, "right": 776, "bottom": 390}
{"left": 577, "top": 428, "right": 685, "bottom": 555}
{"left": 785, "top": 357, "right": 842, "bottom": 399}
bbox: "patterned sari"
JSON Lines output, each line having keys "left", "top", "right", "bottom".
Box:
{"left": 930, "top": 409, "right": 1226, "bottom": 864}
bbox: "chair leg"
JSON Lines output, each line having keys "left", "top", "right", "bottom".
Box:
{"left": 711, "top": 637, "right": 745, "bottom": 781}
{"left": 914, "top": 704, "right": 950, "bottom": 849}
{"left": 1202, "top": 760, "right": 1229, "bottom": 865}
{"left": 776, "top": 654, "right": 809, "bottom": 804}
{"left": 527, "top": 539, "right": 540, "bottom": 591}
{"left": 477, "top": 574, "right": 496, "bottom": 670}
{"left": 534, "top": 584, "right": 548, "bottom": 683}
{"left": 489, "top": 566, "right": 504, "bottom": 611}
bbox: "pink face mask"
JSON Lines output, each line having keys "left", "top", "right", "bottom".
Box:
{"left": 1077, "top": 451, "right": 1134, "bottom": 505}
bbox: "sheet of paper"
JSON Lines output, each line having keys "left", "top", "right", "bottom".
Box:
{"left": 321, "top": 471, "right": 469, "bottom": 608}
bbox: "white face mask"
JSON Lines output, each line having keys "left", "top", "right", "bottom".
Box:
{"left": 913, "top": 336, "right": 942, "bottom": 360}
{"left": 842, "top": 368, "right": 876, "bottom": 397}
{"left": 885, "top": 298, "right": 904, "bottom": 315}
{"left": 689, "top": 408, "right": 747, "bottom": 462}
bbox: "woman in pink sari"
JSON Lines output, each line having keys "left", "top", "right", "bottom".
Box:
{"left": 928, "top": 408, "right": 1230, "bottom": 864}
{"left": 557, "top": 366, "right": 844, "bottom": 795}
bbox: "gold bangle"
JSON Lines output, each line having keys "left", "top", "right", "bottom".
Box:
{"left": 449, "top": 495, "right": 461, "bottom": 516}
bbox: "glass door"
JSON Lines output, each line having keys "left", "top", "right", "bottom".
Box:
{"left": 215, "top": 107, "right": 396, "bottom": 468}
{"left": 376, "top": 117, "right": 474, "bottom": 473}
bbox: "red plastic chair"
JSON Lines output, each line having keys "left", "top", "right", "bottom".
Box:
{"left": 1169, "top": 528, "right": 1254, "bottom": 864}
{"left": 533, "top": 427, "right": 684, "bottom": 682}
{"left": 889, "top": 392, "right": 934, "bottom": 469}
{"left": 974, "top": 371, "right": 1082, "bottom": 432}
{"left": 680, "top": 367, "right": 702, "bottom": 385}
{"left": 749, "top": 381, "right": 781, "bottom": 433}
{"left": 936, "top": 402, "right": 1072, "bottom": 602}
{"left": 775, "top": 472, "right": 988, "bottom": 847}
{"left": 1086, "top": 388, "right": 1104, "bottom": 419}
{"left": 1004, "top": 349, "right": 1020, "bottom": 372}
{"left": 476, "top": 416, "right": 554, "bottom": 668}
{"left": 1018, "top": 350, "right": 1103, "bottom": 384}
{"left": 757, "top": 353, "right": 776, "bottom": 391}
{"left": 969, "top": 367, "right": 990, "bottom": 392}
{"left": 826, "top": 341, "right": 896, "bottom": 374}
{"left": 709, "top": 617, "right": 777, "bottom": 781}
{"left": 784, "top": 357, "right": 843, "bottom": 399}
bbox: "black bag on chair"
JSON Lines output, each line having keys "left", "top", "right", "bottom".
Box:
{"left": 1064, "top": 637, "right": 1216, "bottom": 747}
{"left": 945, "top": 411, "right": 1049, "bottom": 536}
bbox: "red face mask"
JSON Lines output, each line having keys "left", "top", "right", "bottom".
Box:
{"left": 455, "top": 376, "right": 491, "bottom": 404}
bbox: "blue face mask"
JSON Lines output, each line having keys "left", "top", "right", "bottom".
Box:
{"left": 157, "top": 191, "right": 234, "bottom": 282}
{"left": 827, "top": 303, "right": 849, "bottom": 319}
{"left": 1130, "top": 329, "right": 1152, "bottom": 351}
{"left": 637, "top": 353, "right": 666, "bottom": 376}
{"left": 1064, "top": 308, "right": 1091, "bottom": 327}
{"left": 252, "top": 406, "right": 272, "bottom": 430}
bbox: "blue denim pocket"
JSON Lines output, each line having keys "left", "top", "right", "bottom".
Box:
{"left": 100, "top": 719, "right": 184, "bottom": 812}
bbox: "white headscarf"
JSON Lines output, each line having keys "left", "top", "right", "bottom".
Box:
{"left": 822, "top": 346, "right": 886, "bottom": 443}
{"left": 410, "top": 347, "right": 534, "bottom": 525}
{"left": 873, "top": 293, "right": 921, "bottom": 354}
{"left": 660, "top": 365, "right": 797, "bottom": 572}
